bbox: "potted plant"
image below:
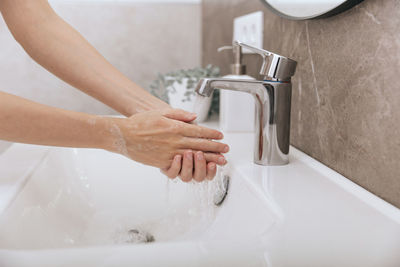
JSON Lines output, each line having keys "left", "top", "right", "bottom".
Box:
{"left": 149, "top": 64, "right": 220, "bottom": 122}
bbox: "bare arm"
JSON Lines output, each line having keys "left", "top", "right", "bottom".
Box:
{"left": 0, "top": 0, "right": 226, "bottom": 182}
{"left": 0, "top": 92, "right": 226, "bottom": 176}
{"left": 0, "top": 91, "right": 114, "bottom": 150}
{"left": 0, "top": 0, "right": 167, "bottom": 116}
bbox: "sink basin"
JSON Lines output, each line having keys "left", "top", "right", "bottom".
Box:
{"left": 0, "top": 144, "right": 275, "bottom": 267}
{"left": 0, "top": 124, "right": 399, "bottom": 266}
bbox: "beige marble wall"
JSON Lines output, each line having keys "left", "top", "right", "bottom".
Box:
{"left": 0, "top": 1, "right": 201, "bottom": 115}
{"left": 202, "top": 0, "right": 400, "bottom": 208}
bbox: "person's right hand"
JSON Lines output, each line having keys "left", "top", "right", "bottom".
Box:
{"left": 161, "top": 150, "right": 218, "bottom": 183}
{"left": 105, "top": 109, "right": 228, "bottom": 172}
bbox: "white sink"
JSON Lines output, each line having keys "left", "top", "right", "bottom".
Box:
{"left": 0, "top": 124, "right": 399, "bottom": 267}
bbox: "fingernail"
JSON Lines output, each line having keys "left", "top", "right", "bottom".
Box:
{"left": 186, "top": 152, "right": 193, "bottom": 160}
{"left": 219, "top": 132, "right": 224, "bottom": 139}
{"left": 210, "top": 163, "right": 216, "bottom": 169}
{"left": 224, "top": 146, "right": 229, "bottom": 153}
{"left": 175, "top": 155, "right": 181, "bottom": 161}
{"left": 196, "top": 152, "right": 203, "bottom": 160}
{"left": 218, "top": 157, "right": 226, "bottom": 165}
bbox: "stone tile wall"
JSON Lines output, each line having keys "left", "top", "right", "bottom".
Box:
{"left": 202, "top": 0, "right": 400, "bottom": 208}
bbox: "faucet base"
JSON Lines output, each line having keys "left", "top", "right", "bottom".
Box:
{"left": 253, "top": 82, "right": 291, "bottom": 166}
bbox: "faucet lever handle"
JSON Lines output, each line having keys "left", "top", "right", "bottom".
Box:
{"left": 235, "top": 41, "right": 272, "bottom": 57}
{"left": 234, "top": 41, "right": 297, "bottom": 81}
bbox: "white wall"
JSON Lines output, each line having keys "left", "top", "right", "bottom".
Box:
{"left": 0, "top": 1, "right": 201, "bottom": 115}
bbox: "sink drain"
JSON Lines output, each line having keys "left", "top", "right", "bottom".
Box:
{"left": 126, "top": 229, "right": 155, "bottom": 244}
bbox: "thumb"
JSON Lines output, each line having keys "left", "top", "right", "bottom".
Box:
{"left": 163, "top": 109, "right": 197, "bottom": 122}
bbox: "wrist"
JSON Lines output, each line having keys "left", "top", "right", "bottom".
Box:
{"left": 94, "top": 116, "right": 127, "bottom": 154}
{"left": 124, "top": 98, "right": 170, "bottom": 117}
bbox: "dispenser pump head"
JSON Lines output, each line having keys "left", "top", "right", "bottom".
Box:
{"left": 233, "top": 41, "right": 297, "bottom": 81}
{"left": 217, "top": 44, "right": 246, "bottom": 75}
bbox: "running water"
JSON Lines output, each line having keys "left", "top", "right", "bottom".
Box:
{"left": 164, "top": 166, "right": 229, "bottom": 219}
{"left": 192, "top": 94, "right": 211, "bottom": 123}
{"left": 154, "top": 93, "right": 229, "bottom": 240}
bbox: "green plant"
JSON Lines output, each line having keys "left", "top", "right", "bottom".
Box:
{"left": 149, "top": 64, "right": 220, "bottom": 115}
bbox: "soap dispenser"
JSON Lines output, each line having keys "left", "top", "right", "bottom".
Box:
{"left": 218, "top": 42, "right": 255, "bottom": 132}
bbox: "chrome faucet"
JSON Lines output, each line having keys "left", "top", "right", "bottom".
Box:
{"left": 195, "top": 41, "right": 297, "bottom": 166}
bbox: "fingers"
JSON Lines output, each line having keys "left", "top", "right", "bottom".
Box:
{"left": 163, "top": 109, "right": 197, "bottom": 123}
{"left": 206, "top": 162, "right": 217, "bottom": 180}
{"left": 186, "top": 151, "right": 226, "bottom": 166}
{"left": 180, "top": 137, "right": 229, "bottom": 154}
{"left": 180, "top": 150, "right": 193, "bottom": 182}
{"left": 204, "top": 152, "right": 227, "bottom": 166}
{"left": 193, "top": 151, "right": 206, "bottom": 182}
{"left": 164, "top": 152, "right": 220, "bottom": 183}
{"left": 178, "top": 122, "right": 223, "bottom": 140}
{"left": 161, "top": 155, "right": 182, "bottom": 179}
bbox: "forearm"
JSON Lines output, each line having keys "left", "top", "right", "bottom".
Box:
{"left": 0, "top": 0, "right": 168, "bottom": 116}
{"left": 0, "top": 91, "right": 115, "bottom": 150}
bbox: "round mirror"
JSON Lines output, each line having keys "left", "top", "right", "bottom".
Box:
{"left": 260, "top": 0, "right": 364, "bottom": 20}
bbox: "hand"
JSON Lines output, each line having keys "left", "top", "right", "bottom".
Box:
{"left": 106, "top": 109, "right": 229, "bottom": 170}
{"left": 161, "top": 150, "right": 218, "bottom": 183}
{"left": 159, "top": 109, "right": 226, "bottom": 182}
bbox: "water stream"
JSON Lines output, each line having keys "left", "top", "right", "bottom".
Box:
{"left": 192, "top": 94, "right": 210, "bottom": 123}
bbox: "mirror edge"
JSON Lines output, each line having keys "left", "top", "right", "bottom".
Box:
{"left": 260, "top": 0, "right": 364, "bottom": 20}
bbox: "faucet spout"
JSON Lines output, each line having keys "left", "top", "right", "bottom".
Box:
{"left": 195, "top": 78, "right": 266, "bottom": 97}
{"left": 195, "top": 78, "right": 291, "bottom": 166}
